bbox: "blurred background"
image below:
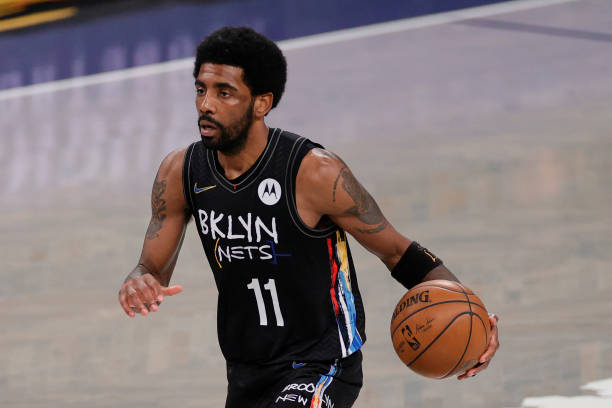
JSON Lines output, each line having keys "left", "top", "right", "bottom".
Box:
{"left": 1, "top": 0, "right": 612, "bottom": 407}
{"left": 0, "top": 0, "right": 513, "bottom": 90}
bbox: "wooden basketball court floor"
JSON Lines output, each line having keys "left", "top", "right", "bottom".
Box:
{"left": 1, "top": 0, "right": 611, "bottom": 406}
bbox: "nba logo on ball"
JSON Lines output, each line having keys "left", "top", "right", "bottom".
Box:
{"left": 258, "top": 178, "right": 281, "bottom": 205}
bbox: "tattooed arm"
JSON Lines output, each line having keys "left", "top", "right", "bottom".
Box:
{"left": 118, "top": 147, "right": 190, "bottom": 317}
{"left": 296, "top": 148, "right": 457, "bottom": 281}
{"left": 297, "top": 148, "right": 499, "bottom": 381}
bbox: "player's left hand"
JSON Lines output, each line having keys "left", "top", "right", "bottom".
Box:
{"left": 457, "top": 313, "right": 499, "bottom": 380}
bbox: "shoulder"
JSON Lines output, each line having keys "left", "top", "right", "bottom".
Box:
{"left": 296, "top": 147, "right": 352, "bottom": 214}
{"left": 152, "top": 147, "right": 190, "bottom": 209}
{"left": 157, "top": 146, "right": 189, "bottom": 180}
{"left": 299, "top": 147, "right": 347, "bottom": 186}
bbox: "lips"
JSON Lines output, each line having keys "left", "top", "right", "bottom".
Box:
{"left": 199, "top": 119, "right": 217, "bottom": 129}
{"left": 199, "top": 120, "right": 219, "bottom": 137}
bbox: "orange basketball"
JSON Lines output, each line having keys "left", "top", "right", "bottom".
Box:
{"left": 390, "top": 280, "right": 491, "bottom": 379}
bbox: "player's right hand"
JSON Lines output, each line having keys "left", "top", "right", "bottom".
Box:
{"left": 118, "top": 273, "right": 183, "bottom": 318}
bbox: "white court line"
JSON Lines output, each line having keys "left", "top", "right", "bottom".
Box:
{"left": 0, "top": 0, "right": 579, "bottom": 101}
{"left": 520, "top": 377, "right": 612, "bottom": 408}
{"left": 279, "top": 0, "right": 580, "bottom": 51}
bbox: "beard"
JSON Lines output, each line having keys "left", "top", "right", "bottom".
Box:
{"left": 199, "top": 100, "right": 254, "bottom": 155}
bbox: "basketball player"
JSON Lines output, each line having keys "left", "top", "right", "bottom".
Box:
{"left": 117, "top": 27, "right": 499, "bottom": 407}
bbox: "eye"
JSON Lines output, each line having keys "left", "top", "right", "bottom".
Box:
{"left": 196, "top": 88, "right": 205, "bottom": 95}
{"left": 220, "top": 90, "right": 231, "bottom": 98}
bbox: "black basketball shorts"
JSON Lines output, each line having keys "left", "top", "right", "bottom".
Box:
{"left": 225, "top": 350, "right": 363, "bottom": 408}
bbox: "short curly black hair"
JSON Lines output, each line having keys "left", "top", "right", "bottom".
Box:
{"left": 193, "top": 26, "right": 287, "bottom": 110}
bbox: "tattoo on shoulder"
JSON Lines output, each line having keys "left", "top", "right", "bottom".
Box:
{"left": 338, "top": 167, "right": 388, "bottom": 234}
{"left": 146, "top": 177, "right": 167, "bottom": 240}
{"left": 332, "top": 166, "right": 346, "bottom": 203}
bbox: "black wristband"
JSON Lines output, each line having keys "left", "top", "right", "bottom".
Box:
{"left": 391, "top": 241, "right": 443, "bottom": 289}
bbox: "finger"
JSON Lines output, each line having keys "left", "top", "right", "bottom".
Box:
{"left": 120, "top": 281, "right": 137, "bottom": 317}
{"left": 136, "top": 276, "right": 163, "bottom": 311}
{"left": 126, "top": 286, "right": 149, "bottom": 316}
{"left": 142, "top": 274, "right": 164, "bottom": 302}
{"left": 457, "top": 360, "right": 490, "bottom": 380}
{"left": 118, "top": 290, "right": 135, "bottom": 318}
{"left": 132, "top": 303, "right": 151, "bottom": 313}
{"left": 132, "top": 303, "right": 150, "bottom": 315}
{"left": 130, "top": 301, "right": 161, "bottom": 315}
{"left": 479, "top": 316, "right": 500, "bottom": 363}
{"left": 135, "top": 278, "right": 163, "bottom": 311}
{"left": 470, "top": 360, "right": 490, "bottom": 376}
{"left": 131, "top": 305, "right": 151, "bottom": 315}
{"left": 134, "top": 279, "right": 158, "bottom": 308}
{"left": 479, "top": 338, "right": 498, "bottom": 363}
{"left": 161, "top": 285, "right": 183, "bottom": 296}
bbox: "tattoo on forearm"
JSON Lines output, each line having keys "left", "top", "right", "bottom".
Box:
{"left": 339, "top": 167, "right": 388, "bottom": 234}
{"left": 146, "top": 177, "right": 167, "bottom": 240}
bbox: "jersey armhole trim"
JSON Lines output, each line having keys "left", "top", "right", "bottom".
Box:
{"left": 285, "top": 136, "right": 338, "bottom": 239}
{"left": 183, "top": 142, "right": 197, "bottom": 214}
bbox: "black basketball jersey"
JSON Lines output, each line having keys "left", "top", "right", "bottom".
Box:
{"left": 182, "top": 128, "right": 366, "bottom": 364}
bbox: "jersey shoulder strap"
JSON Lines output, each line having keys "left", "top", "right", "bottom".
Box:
{"left": 283, "top": 131, "right": 337, "bottom": 238}
{"left": 182, "top": 141, "right": 199, "bottom": 213}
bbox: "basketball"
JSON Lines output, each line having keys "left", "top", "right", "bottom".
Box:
{"left": 390, "top": 280, "right": 491, "bottom": 379}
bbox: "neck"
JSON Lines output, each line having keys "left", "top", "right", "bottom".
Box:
{"left": 217, "top": 120, "right": 269, "bottom": 180}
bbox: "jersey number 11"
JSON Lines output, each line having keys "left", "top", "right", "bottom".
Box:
{"left": 247, "top": 278, "right": 285, "bottom": 327}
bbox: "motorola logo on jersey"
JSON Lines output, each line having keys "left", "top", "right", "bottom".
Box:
{"left": 258, "top": 178, "right": 281, "bottom": 205}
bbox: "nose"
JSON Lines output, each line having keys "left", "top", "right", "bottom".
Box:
{"left": 198, "top": 93, "right": 216, "bottom": 115}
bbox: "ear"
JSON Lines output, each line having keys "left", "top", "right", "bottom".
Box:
{"left": 253, "top": 93, "right": 274, "bottom": 118}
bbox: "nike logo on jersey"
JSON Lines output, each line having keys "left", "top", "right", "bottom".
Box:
{"left": 292, "top": 362, "right": 307, "bottom": 369}
{"left": 194, "top": 183, "right": 216, "bottom": 194}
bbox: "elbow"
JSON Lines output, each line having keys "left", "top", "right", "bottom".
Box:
{"left": 381, "top": 242, "right": 411, "bottom": 271}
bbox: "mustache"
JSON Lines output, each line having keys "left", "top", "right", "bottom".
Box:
{"left": 198, "top": 115, "right": 223, "bottom": 129}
